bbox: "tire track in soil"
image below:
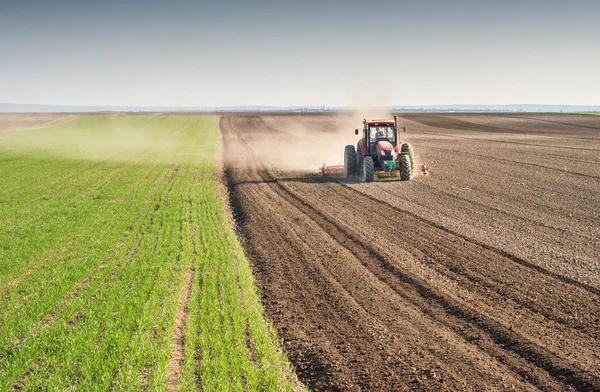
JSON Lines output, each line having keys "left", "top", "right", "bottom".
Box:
{"left": 344, "top": 180, "right": 600, "bottom": 299}
{"left": 166, "top": 164, "right": 199, "bottom": 391}
{"left": 166, "top": 265, "right": 194, "bottom": 391}
{"left": 260, "top": 170, "right": 599, "bottom": 391}
{"left": 301, "top": 175, "right": 600, "bottom": 335}
{"left": 508, "top": 115, "right": 600, "bottom": 132}
{"left": 418, "top": 134, "right": 600, "bottom": 165}
{"left": 222, "top": 115, "right": 600, "bottom": 391}
{"left": 227, "top": 175, "right": 522, "bottom": 391}
{"left": 403, "top": 113, "right": 600, "bottom": 139}
{"left": 420, "top": 131, "right": 600, "bottom": 153}
{"left": 425, "top": 147, "right": 600, "bottom": 180}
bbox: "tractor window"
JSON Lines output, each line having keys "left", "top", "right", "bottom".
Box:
{"left": 369, "top": 126, "right": 395, "bottom": 142}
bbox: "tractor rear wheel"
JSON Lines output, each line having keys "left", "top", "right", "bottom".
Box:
{"left": 401, "top": 143, "right": 414, "bottom": 172}
{"left": 400, "top": 153, "right": 412, "bottom": 181}
{"left": 344, "top": 145, "right": 357, "bottom": 179}
{"left": 362, "top": 156, "right": 375, "bottom": 182}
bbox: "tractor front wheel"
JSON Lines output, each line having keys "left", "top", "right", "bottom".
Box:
{"left": 362, "top": 156, "right": 375, "bottom": 182}
{"left": 400, "top": 153, "right": 412, "bottom": 181}
{"left": 344, "top": 145, "right": 358, "bottom": 179}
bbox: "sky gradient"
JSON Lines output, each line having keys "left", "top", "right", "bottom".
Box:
{"left": 1, "top": 0, "right": 599, "bottom": 106}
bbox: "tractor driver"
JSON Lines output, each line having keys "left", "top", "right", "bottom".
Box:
{"left": 375, "top": 127, "right": 385, "bottom": 139}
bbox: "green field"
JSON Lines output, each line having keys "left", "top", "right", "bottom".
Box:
{"left": 0, "top": 115, "right": 300, "bottom": 391}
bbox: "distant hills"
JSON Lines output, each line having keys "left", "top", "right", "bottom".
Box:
{"left": 1, "top": 103, "right": 599, "bottom": 113}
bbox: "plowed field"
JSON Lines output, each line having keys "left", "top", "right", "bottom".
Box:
{"left": 222, "top": 113, "right": 600, "bottom": 391}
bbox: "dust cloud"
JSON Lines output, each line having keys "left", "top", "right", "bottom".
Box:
{"left": 228, "top": 108, "right": 402, "bottom": 174}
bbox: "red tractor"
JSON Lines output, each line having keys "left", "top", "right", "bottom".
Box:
{"left": 343, "top": 116, "right": 424, "bottom": 182}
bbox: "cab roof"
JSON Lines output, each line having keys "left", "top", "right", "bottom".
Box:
{"left": 366, "top": 120, "right": 395, "bottom": 126}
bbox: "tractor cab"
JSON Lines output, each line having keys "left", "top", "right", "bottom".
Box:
{"left": 355, "top": 120, "right": 398, "bottom": 156}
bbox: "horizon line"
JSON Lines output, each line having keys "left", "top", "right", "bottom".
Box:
{"left": 2, "top": 102, "right": 600, "bottom": 110}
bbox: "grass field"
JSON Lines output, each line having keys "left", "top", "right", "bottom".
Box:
{"left": 0, "top": 115, "right": 299, "bottom": 391}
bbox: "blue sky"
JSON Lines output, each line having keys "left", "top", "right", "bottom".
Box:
{"left": 1, "top": 0, "right": 599, "bottom": 106}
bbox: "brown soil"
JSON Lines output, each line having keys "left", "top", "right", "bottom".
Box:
{"left": 221, "top": 113, "right": 600, "bottom": 391}
{"left": 166, "top": 265, "right": 194, "bottom": 391}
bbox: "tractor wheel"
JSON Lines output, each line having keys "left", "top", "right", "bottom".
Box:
{"left": 401, "top": 143, "right": 414, "bottom": 171}
{"left": 362, "top": 156, "right": 375, "bottom": 182}
{"left": 344, "top": 145, "right": 358, "bottom": 179}
{"left": 400, "top": 153, "right": 412, "bottom": 181}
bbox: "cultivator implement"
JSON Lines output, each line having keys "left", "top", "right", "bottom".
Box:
{"left": 320, "top": 164, "right": 344, "bottom": 176}
{"left": 320, "top": 162, "right": 428, "bottom": 178}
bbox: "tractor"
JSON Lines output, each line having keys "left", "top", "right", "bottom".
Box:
{"left": 342, "top": 116, "right": 424, "bottom": 182}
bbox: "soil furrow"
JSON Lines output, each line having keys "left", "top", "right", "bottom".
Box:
{"left": 166, "top": 265, "right": 194, "bottom": 391}
{"left": 428, "top": 147, "right": 600, "bottom": 180}
{"left": 422, "top": 132, "right": 600, "bottom": 152}
{"left": 341, "top": 181, "right": 600, "bottom": 298}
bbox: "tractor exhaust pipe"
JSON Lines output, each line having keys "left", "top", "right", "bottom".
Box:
{"left": 394, "top": 115, "right": 407, "bottom": 136}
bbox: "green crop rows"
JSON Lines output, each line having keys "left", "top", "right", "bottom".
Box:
{"left": 0, "top": 115, "right": 300, "bottom": 391}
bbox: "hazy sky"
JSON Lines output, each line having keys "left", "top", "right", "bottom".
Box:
{"left": 1, "top": 0, "right": 599, "bottom": 106}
